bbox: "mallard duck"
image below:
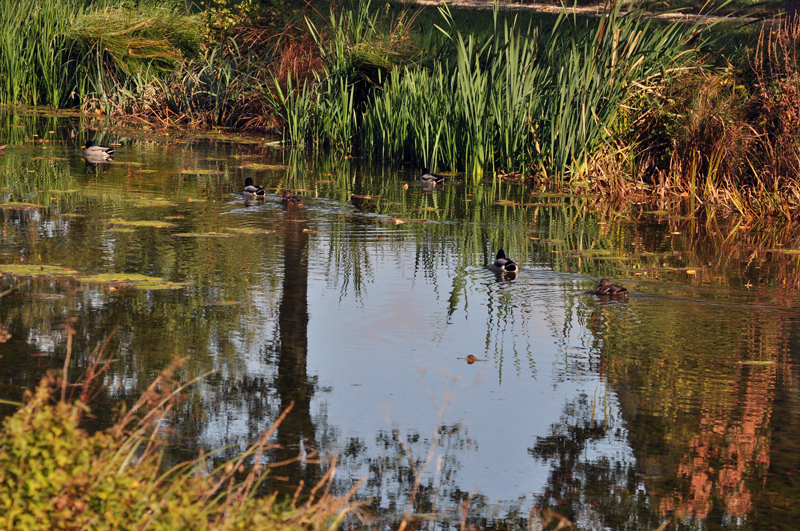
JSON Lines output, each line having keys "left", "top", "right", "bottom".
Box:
{"left": 281, "top": 190, "right": 303, "bottom": 207}
{"left": 242, "top": 177, "right": 266, "bottom": 199}
{"left": 82, "top": 141, "right": 115, "bottom": 161}
{"left": 419, "top": 168, "right": 445, "bottom": 187}
{"left": 595, "top": 279, "right": 628, "bottom": 296}
{"left": 488, "top": 249, "right": 518, "bottom": 274}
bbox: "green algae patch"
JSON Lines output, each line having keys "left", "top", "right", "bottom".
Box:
{"left": 58, "top": 213, "right": 84, "bottom": 218}
{"left": 225, "top": 227, "right": 272, "bottom": 235}
{"left": 39, "top": 189, "right": 78, "bottom": 194}
{"left": 773, "top": 249, "right": 800, "bottom": 254}
{"left": 107, "top": 218, "right": 176, "bottom": 229}
{"left": 130, "top": 198, "right": 176, "bottom": 208}
{"left": 136, "top": 169, "right": 159, "bottom": 174}
{"left": 0, "top": 202, "right": 42, "bottom": 209}
{"left": 108, "top": 228, "right": 136, "bottom": 233}
{"left": 173, "top": 232, "right": 232, "bottom": 238}
{"left": 239, "top": 163, "right": 290, "bottom": 171}
{"left": 179, "top": 169, "right": 223, "bottom": 175}
{"left": 0, "top": 264, "right": 77, "bottom": 277}
{"left": 77, "top": 273, "right": 190, "bottom": 289}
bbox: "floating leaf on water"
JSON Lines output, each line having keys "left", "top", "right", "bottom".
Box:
{"left": 173, "top": 232, "right": 232, "bottom": 238}
{"left": 0, "top": 264, "right": 77, "bottom": 277}
{"left": 77, "top": 273, "right": 190, "bottom": 290}
{"left": 239, "top": 163, "right": 290, "bottom": 171}
{"left": 0, "top": 202, "right": 41, "bottom": 209}
{"left": 130, "top": 198, "right": 176, "bottom": 208}
{"left": 179, "top": 169, "right": 222, "bottom": 175}
{"left": 225, "top": 228, "right": 272, "bottom": 235}
{"left": 107, "top": 218, "right": 176, "bottom": 228}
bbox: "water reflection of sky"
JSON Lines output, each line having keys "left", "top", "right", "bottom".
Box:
{"left": 304, "top": 235, "right": 632, "bottom": 504}
{"left": 3, "top": 121, "right": 800, "bottom": 528}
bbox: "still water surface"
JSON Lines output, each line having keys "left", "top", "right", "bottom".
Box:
{"left": 1, "top": 113, "right": 800, "bottom": 530}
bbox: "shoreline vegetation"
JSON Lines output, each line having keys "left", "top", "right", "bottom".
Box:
{"left": 2, "top": 0, "right": 800, "bottom": 216}
{"left": 0, "top": 355, "right": 362, "bottom": 530}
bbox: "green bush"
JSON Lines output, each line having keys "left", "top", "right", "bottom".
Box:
{"left": 0, "top": 371, "right": 357, "bottom": 530}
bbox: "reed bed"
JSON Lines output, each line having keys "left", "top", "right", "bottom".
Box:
{"left": 274, "top": 0, "right": 717, "bottom": 185}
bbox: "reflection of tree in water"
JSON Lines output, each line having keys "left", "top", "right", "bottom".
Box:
{"left": 528, "top": 395, "right": 656, "bottom": 531}
{"left": 330, "top": 421, "right": 495, "bottom": 529}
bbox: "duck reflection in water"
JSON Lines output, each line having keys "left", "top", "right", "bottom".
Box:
{"left": 595, "top": 278, "right": 628, "bottom": 296}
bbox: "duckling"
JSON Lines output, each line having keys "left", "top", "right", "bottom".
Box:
{"left": 488, "top": 249, "right": 518, "bottom": 274}
{"left": 82, "top": 141, "right": 115, "bottom": 161}
{"left": 419, "top": 168, "right": 445, "bottom": 188}
{"left": 281, "top": 190, "right": 303, "bottom": 207}
{"left": 242, "top": 177, "right": 266, "bottom": 199}
{"left": 595, "top": 279, "right": 628, "bottom": 296}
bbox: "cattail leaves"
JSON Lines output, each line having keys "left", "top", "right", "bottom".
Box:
{"left": 277, "top": 1, "right": 712, "bottom": 184}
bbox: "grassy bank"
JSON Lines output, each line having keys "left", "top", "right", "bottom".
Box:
{"left": 0, "top": 361, "right": 358, "bottom": 530}
{"left": 2, "top": 0, "right": 800, "bottom": 217}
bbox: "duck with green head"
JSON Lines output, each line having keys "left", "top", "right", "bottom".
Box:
{"left": 82, "top": 141, "right": 115, "bottom": 162}
{"left": 488, "top": 249, "right": 518, "bottom": 274}
{"left": 242, "top": 177, "right": 266, "bottom": 199}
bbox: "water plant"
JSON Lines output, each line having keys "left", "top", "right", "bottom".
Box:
{"left": 0, "top": 362, "right": 359, "bottom": 530}
{"left": 275, "top": 0, "right": 718, "bottom": 184}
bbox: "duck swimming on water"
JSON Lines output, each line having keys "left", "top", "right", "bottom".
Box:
{"left": 281, "top": 190, "right": 303, "bottom": 207}
{"left": 82, "top": 141, "right": 115, "bottom": 161}
{"left": 595, "top": 279, "right": 628, "bottom": 296}
{"left": 419, "top": 169, "right": 445, "bottom": 187}
{"left": 488, "top": 249, "right": 518, "bottom": 274}
{"left": 242, "top": 177, "right": 266, "bottom": 198}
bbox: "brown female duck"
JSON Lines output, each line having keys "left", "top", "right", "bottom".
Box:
{"left": 595, "top": 279, "right": 628, "bottom": 296}
{"left": 281, "top": 190, "right": 303, "bottom": 207}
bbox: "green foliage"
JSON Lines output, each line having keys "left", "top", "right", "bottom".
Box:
{"left": 0, "top": 372, "right": 356, "bottom": 530}
{"left": 276, "top": 0, "right": 717, "bottom": 183}
{"left": 0, "top": 0, "right": 203, "bottom": 109}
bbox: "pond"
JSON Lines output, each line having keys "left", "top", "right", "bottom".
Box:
{"left": 1, "top": 110, "right": 800, "bottom": 530}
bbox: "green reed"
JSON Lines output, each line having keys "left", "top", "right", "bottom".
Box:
{"left": 0, "top": 0, "right": 75, "bottom": 106}
{"left": 279, "top": 0, "right": 715, "bottom": 184}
